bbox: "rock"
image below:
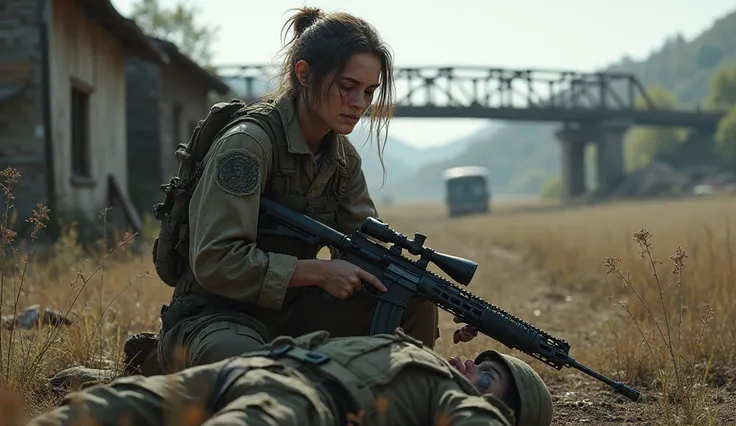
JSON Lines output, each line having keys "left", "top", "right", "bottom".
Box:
{"left": 48, "top": 366, "right": 116, "bottom": 392}
{"left": 46, "top": 331, "right": 163, "bottom": 397}
{"left": 1, "top": 304, "right": 73, "bottom": 330}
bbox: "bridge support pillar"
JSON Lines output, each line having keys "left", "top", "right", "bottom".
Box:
{"left": 594, "top": 122, "right": 630, "bottom": 194}
{"left": 555, "top": 125, "right": 590, "bottom": 201}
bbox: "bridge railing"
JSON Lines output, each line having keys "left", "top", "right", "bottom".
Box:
{"left": 213, "top": 64, "right": 658, "bottom": 111}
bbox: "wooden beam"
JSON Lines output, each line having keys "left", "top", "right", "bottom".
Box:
{"left": 107, "top": 174, "right": 143, "bottom": 235}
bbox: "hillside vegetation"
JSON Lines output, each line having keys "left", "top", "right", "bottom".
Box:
{"left": 382, "top": 8, "right": 736, "bottom": 202}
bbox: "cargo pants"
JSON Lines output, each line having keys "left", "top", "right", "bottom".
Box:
{"left": 156, "top": 290, "right": 439, "bottom": 374}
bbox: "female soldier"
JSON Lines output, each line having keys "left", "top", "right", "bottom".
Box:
{"left": 156, "top": 6, "right": 440, "bottom": 373}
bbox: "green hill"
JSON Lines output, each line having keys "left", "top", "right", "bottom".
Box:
{"left": 387, "top": 8, "right": 736, "bottom": 202}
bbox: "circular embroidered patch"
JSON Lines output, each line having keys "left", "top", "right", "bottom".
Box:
{"left": 215, "top": 150, "right": 261, "bottom": 196}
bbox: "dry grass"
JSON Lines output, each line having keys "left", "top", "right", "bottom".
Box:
{"left": 0, "top": 163, "right": 732, "bottom": 425}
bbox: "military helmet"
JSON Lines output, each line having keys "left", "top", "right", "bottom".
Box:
{"left": 475, "top": 350, "right": 553, "bottom": 426}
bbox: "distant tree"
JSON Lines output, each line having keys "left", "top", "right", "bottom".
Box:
{"left": 697, "top": 44, "right": 723, "bottom": 69}
{"left": 705, "top": 66, "right": 736, "bottom": 110}
{"left": 703, "top": 66, "right": 736, "bottom": 167}
{"left": 129, "top": 0, "right": 218, "bottom": 66}
{"left": 625, "top": 84, "right": 689, "bottom": 170}
{"left": 715, "top": 106, "right": 736, "bottom": 163}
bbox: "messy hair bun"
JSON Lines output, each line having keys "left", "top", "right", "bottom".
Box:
{"left": 287, "top": 6, "right": 325, "bottom": 38}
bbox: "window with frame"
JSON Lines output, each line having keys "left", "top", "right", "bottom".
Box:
{"left": 71, "top": 85, "right": 91, "bottom": 178}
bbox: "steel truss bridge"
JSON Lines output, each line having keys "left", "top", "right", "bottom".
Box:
{"left": 213, "top": 65, "right": 724, "bottom": 130}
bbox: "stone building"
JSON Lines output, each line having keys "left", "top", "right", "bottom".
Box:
{"left": 0, "top": 0, "right": 167, "bottom": 235}
{"left": 124, "top": 37, "right": 230, "bottom": 217}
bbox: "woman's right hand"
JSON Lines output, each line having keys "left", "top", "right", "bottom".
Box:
{"left": 318, "top": 259, "right": 387, "bottom": 299}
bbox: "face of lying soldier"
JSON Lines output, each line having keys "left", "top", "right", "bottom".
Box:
{"left": 448, "top": 355, "right": 512, "bottom": 397}
{"left": 450, "top": 351, "right": 550, "bottom": 426}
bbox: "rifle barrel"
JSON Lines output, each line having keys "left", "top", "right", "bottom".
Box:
{"left": 568, "top": 358, "right": 641, "bottom": 401}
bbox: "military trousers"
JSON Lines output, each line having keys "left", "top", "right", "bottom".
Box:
{"left": 280, "top": 290, "right": 440, "bottom": 348}
{"left": 156, "top": 294, "right": 277, "bottom": 374}
{"left": 27, "top": 355, "right": 512, "bottom": 426}
{"left": 157, "top": 290, "right": 439, "bottom": 374}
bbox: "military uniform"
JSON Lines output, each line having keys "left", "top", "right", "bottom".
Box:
{"left": 157, "top": 95, "right": 439, "bottom": 373}
{"left": 28, "top": 329, "right": 517, "bottom": 426}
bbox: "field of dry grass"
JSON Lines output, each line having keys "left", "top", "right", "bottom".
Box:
{"left": 377, "top": 195, "right": 735, "bottom": 425}
{"left": 0, "top": 164, "right": 734, "bottom": 425}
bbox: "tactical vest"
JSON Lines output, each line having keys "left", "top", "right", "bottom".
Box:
{"left": 164, "top": 99, "right": 349, "bottom": 308}
{"left": 253, "top": 105, "right": 350, "bottom": 260}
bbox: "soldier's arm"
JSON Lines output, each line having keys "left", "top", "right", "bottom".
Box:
{"left": 188, "top": 123, "right": 321, "bottom": 310}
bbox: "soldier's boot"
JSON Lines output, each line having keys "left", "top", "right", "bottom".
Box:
{"left": 123, "top": 331, "right": 162, "bottom": 376}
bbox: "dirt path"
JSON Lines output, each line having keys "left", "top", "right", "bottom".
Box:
{"left": 379, "top": 212, "right": 685, "bottom": 425}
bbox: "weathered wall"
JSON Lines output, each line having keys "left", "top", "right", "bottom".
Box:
{"left": 125, "top": 55, "right": 213, "bottom": 216}
{"left": 49, "top": 0, "right": 129, "bottom": 226}
{"left": 124, "top": 56, "right": 161, "bottom": 216}
{"left": 157, "top": 61, "right": 211, "bottom": 179}
{"left": 0, "top": 0, "right": 50, "bottom": 221}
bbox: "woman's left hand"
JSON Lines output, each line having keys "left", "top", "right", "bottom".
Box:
{"left": 452, "top": 317, "right": 478, "bottom": 343}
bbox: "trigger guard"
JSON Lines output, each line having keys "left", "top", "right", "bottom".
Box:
{"left": 362, "top": 279, "right": 381, "bottom": 296}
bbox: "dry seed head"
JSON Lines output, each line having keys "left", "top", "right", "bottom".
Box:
{"left": 603, "top": 255, "right": 622, "bottom": 274}
{"left": 2, "top": 228, "right": 17, "bottom": 245}
{"left": 669, "top": 247, "right": 687, "bottom": 274}
{"left": 26, "top": 203, "right": 50, "bottom": 239}
{"left": 699, "top": 305, "right": 714, "bottom": 325}
{"left": 0, "top": 167, "right": 21, "bottom": 195}
{"left": 633, "top": 229, "right": 652, "bottom": 245}
{"left": 633, "top": 229, "right": 654, "bottom": 257}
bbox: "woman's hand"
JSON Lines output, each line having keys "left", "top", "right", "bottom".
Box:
{"left": 452, "top": 316, "right": 478, "bottom": 343}
{"left": 319, "top": 259, "right": 387, "bottom": 299}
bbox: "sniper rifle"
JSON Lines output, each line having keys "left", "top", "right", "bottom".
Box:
{"left": 257, "top": 196, "right": 641, "bottom": 402}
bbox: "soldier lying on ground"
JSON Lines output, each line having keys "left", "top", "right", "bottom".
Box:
{"left": 30, "top": 329, "right": 552, "bottom": 426}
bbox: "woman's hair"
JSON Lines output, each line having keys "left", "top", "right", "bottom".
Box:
{"left": 270, "top": 6, "right": 395, "bottom": 180}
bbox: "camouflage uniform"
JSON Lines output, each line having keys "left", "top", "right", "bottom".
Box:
{"left": 157, "top": 96, "right": 438, "bottom": 373}
{"left": 28, "top": 329, "right": 524, "bottom": 426}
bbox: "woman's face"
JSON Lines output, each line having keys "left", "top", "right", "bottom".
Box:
{"left": 312, "top": 52, "right": 382, "bottom": 135}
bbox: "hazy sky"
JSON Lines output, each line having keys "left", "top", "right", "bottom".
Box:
{"left": 111, "top": 0, "right": 735, "bottom": 148}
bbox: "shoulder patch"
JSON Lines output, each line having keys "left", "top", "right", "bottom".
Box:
{"left": 215, "top": 149, "right": 261, "bottom": 196}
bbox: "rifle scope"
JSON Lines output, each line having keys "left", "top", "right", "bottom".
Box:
{"left": 360, "top": 217, "right": 478, "bottom": 285}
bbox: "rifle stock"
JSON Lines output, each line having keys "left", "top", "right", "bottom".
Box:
{"left": 257, "top": 197, "right": 641, "bottom": 402}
